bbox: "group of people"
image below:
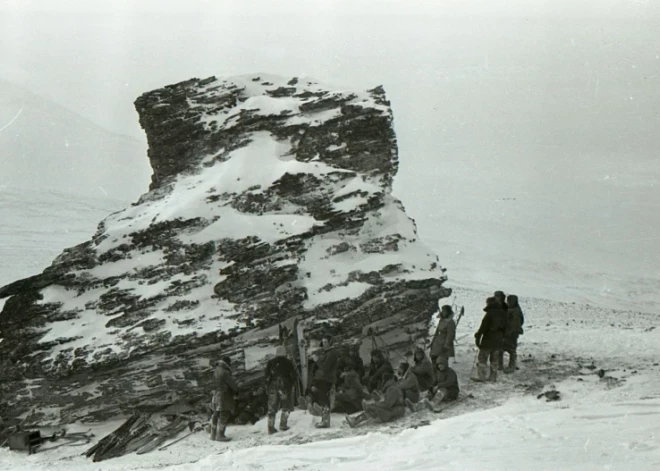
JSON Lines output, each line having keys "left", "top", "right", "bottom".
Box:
{"left": 473, "top": 291, "right": 525, "bottom": 381}
{"left": 207, "top": 292, "right": 525, "bottom": 440}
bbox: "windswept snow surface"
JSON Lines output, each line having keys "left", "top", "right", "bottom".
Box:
{"left": 4, "top": 287, "right": 660, "bottom": 470}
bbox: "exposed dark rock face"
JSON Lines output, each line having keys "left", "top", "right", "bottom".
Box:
{"left": 0, "top": 74, "right": 450, "bottom": 424}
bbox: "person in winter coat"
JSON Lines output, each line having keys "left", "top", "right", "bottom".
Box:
{"left": 332, "top": 366, "right": 369, "bottom": 414}
{"left": 211, "top": 356, "right": 239, "bottom": 441}
{"left": 396, "top": 362, "right": 420, "bottom": 404}
{"left": 502, "top": 294, "right": 525, "bottom": 373}
{"left": 430, "top": 305, "right": 456, "bottom": 368}
{"left": 264, "top": 346, "right": 297, "bottom": 434}
{"left": 310, "top": 335, "right": 339, "bottom": 428}
{"left": 411, "top": 347, "right": 435, "bottom": 392}
{"left": 363, "top": 349, "right": 394, "bottom": 392}
{"left": 474, "top": 297, "right": 507, "bottom": 382}
{"left": 494, "top": 290, "right": 508, "bottom": 311}
{"left": 346, "top": 373, "right": 406, "bottom": 427}
{"left": 431, "top": 359, "right": 459, "bottom": 402}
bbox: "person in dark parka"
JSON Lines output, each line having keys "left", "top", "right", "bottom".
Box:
{"left": 310, "top": 335, "right": 339, "bottom": 428}
{"left": 503, "top": 294, "right": 525, "bottom": 372}
{"left": 346, "top": 373, "right": 405, "bottom": 427}
{"left": 363, "top": 349, "right": 394, "bottom": 392}
{"left": 494, "top": 290, "right": 509, "bottom": 311}
{"left": 332, "top": 366, "right": 369, "bottom": 414}
{"left": 396, "top": 362, "right": 420, "bottom": 404}
{"left": 211, "top": 356, "right": 239, "bottom": 441}
{"left": 264, "top": 346, "right": 297, "bottom": 434}
{"left": 474, "top": 297, "right": 507, "bottom": 382}
{"left": 411, "top": 347, "right": 435, "bottom": 392}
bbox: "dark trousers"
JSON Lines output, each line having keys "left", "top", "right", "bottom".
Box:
{"left": 311, "top": 379, "right": 334, "bottom": 408}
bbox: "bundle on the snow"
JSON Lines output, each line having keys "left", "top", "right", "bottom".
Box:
{"left": 83, "top": 413, "right": 188, "bottom": 461}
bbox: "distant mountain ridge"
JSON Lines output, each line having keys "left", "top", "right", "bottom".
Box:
{"left": 0, "top": 79, "right": 151, "bottom": 201}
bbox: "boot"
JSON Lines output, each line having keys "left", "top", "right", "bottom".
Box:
{"left": 488, "top": 368, "right": 498, "bottom": 382}
{"left": 315, "top": 407, "right": 331, "bottom": 428}
{"left": 279, "top": 411, "right": 290, "bottom": 431}
{"left": 345, "top": 412, "right": 368, "bottom": 428}
{"left": 497, "top": 351, "right": 505, "bottom": 371}
{"left": 504, "top": 352, "right": 517, "bottom": 373}
{"left": 216, "top": 424, "right": 231, "bottom": 442}
{"left": 210, "top": 412, "right": 218, "bottom": 441}
{"left": 405, "top": 398, "right": 417, "bottom": 413}
{"left": 267, "top": 415, "right": 278, "bottom": 435}
{"left": 475, "top": 362, "right": 489, "bottom": 381}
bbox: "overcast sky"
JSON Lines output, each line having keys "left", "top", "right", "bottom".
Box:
{"left": 1, "top": 0, "right": 658, "bottom": 140}
{"left": 1, "top": 0, "right": 659, "bottom": 296}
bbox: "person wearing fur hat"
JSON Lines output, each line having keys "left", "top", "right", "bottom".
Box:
{"left": 346, "top": 372, "right": 405, "bottom": 428}
{"left": 363, "top": 348, "right": 394, "bottom": 392}
{"left": 411, "top": 347, "right": 435, "bottom": 392}
{"left": 502, "top": 294, "right": 525, "bottom": 373}
{"left": 211, "top": 355, "right": 238, "bottom": 441}
{"left": 264, "top": 346, "right": 297, "bottom": 434}
{"left": 430, "top": 305, "right": 456, "bottom": 369}
{"left": 474, "top": 297, "right": 507, "bottom": 382}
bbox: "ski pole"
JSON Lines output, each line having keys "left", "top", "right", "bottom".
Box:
{"left": 158, "top": 427, "right": 201, "bottom": 451}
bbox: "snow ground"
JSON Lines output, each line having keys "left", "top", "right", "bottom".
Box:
{"left": 3, "top": 286, "right": 660, "bottom": 471}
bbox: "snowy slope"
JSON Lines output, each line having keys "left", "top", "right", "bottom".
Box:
{"left": 0, "top": 79, "right": 151, "bottom": 201}
{"left": 0, "top": 185, "right": 128, "bottom": 288}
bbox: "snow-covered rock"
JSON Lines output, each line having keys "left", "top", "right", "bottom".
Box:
{"left": 0, "top": 74, "right": 450, "bottom": 424}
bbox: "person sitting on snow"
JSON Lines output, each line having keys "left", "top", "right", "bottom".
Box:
{"left": 346, "top": 372, "right": 406, "bottom": 428}
{"left": 430, "top": 358, "right": 459, "bottom": 403}
{"left": 408, "top": 358, "right": 460, "bottom": 413}
{"left": 264, "top": 346, "right": 297, "bottom": 434}
{"left": 332, "top": 366, "right": 370, "bottom": 414}
{"left": 397, "top": 362, "right": 420, "bottom": 404}
{"left": 411, "top": 347, "right": 435, "bottom": 392}
{"left": 363, "top": 349, "right": 393, "bottom": 392}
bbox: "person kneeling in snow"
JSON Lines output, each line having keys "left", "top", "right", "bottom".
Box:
{"left": 346, "top": 372, "right": 405, "bottom": 428}
{"left": 211, "top": 355, "right": 238, "bottom": 442}
{"left": 264, "top": 346, "right": 297, "bottom": 434}
{"left": 332, "top": 366, "right": 370, "bottom": 414}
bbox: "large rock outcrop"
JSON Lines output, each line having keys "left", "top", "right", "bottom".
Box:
{"left": 0, "top": 74, "right": 450, "bottom": 424}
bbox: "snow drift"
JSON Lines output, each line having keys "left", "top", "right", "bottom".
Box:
{"left": 0, "top": 74, "right": 450, "bottom": 424}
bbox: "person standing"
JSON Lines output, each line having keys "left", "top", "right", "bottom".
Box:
{"left": 430, "top": 305, "right": 456, "bottom": 368}
{"left": 264, "top": 346, "right": 297, "bottom": 434}
{"left": 503, "top": 294, "right": 525, "bottom": 373}
{"left": 211, "top": 355, "right": 238, "bottom": 442}
{"left": 474, "top": 297, "right": 507, "bottom": 382}
{"left": 310, "top": 335, "right": 339, "bottom": 428}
